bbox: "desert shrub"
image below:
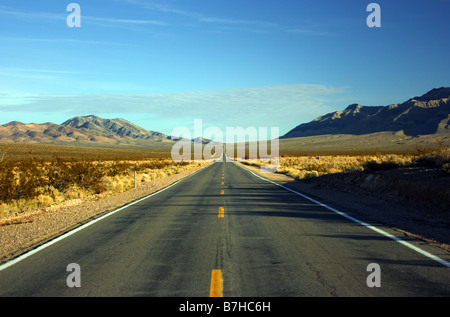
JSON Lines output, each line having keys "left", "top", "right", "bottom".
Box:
{"left": 36, "top": 194, "right": 55, "bottom": 208}
{"left": 44, "top": 158, "right": 103, "bottom": 194}
{"left": 363, "top": 160, "right": 396, "bottom": 172}
{"left": 363, "top": 155, "right": 411, "bottom": 172}
{"left": 414, "top": 140, "right": 450, "bottom": 167}
{"left": 0, "top": 144, "right": 207, "bottom": 217}
{"left": 415, "top": 152, "right": 450, "bottom": 167}
{"left": 343, "top": 165, "right": 364, "bottom": 173}
{"left": 0, "top": 153, "right": 203, "bottom": 216}
{"left": 303, "top": 170, "right": 319, "bottom": 179}
{"left": 443, "top": 163, "right": 450, "bottom": 175}
{"left": 245, "top": 154, "right": 419, "bottom": 178}
{"left": 0, "top": 158, "right": 45, "bottom": 204}
{"left": 273, "top": 155, "right": 373, "bottom": 177}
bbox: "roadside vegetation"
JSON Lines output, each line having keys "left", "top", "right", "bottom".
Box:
{"left": 242, "top": 140, "right": 450, "bottom": 180}
{"left": 1, "top": 141, "right": 449, "bottom": 219}
{"left": 240, "top": 140, "right": 450, "bottom": 212}
{"left": 0, "top": 143, "right": 203, "bottom": 218}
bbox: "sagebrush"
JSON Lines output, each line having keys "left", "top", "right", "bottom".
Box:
{"left": 242, "top": 142, "right": 450, "bottom": 180}
{"left": 0, "top": 153, "right": 198, "bottom": 217}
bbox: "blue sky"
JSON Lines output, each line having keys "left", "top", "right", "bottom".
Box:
{"left": 0, "top": 0, "right": 449, "bottom": 137}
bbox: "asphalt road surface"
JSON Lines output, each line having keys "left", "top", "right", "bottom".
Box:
{"left": 1, "top": 160, "right": 449, "bottom": 297}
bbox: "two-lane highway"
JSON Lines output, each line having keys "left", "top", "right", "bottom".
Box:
{"left": 0, "top": 160, "right": 449, "bottom": 296}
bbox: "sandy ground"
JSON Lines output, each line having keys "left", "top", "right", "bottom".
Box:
{"left": 0, "top": 163, "right": 212, "bottom": 264}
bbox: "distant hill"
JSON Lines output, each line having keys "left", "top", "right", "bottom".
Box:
{"left": 282, "top": 87, "right": 450, "bottom": 139}
{"left": 0, "top": 115, "right": 174, "bottom": 149}
{"left": 61, "top": 115, "right": 169, "bottom": 141}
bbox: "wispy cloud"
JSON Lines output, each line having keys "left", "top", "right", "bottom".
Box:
{"left": 1, "top": 68, "right": 85, "bottom": 75}
{"left": 114, "top": 0, "right": 201, "bottom": 18}
{"left": 114, "top": 0, "right": 323, "bottom": 36}
{"left": 0, "top": 67, "right": 107, "bottom": 87}
{"left": 0, "top": 2, "right": 329, "bottom": 36}
{"left": 0, "top": 7, "right": 63, "bottom": 20}
{"left": 0, "top": 6, "right": 168, "bottom": 30}
{"left": 198, "top": 17, "right": 277, "bottom": 28}
{"left": 83, "top": 15, "right": 168, "bottom": 27}
{"left": 0, "top": 36, "right": 124, "bottom": 46}
{"left": 0, "top": 84, "right": 349, "bottom": 134}
{"left": 283, "top": 28, "right": 332, "bottom": 36}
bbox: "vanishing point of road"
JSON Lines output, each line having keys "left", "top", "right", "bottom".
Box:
{"left": 0, "top": 160, "right": 449, "bottom": 297}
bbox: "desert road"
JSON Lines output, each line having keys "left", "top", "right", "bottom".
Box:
{"left": 0, "top": 160, "right": 449, "bottom": 297}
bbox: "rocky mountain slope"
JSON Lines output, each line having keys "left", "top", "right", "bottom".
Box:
{"left": 282, "top": 87, "right": 450, "bottom": 138}
{"left": 61, "top": 115, "right": 168, "bottom": 141}
{"left": 0, "top": 115, "right": 172, "bottom": 147}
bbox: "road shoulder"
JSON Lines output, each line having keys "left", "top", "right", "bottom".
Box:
{"left": 235, "top": 161, "right": 450, "bottom": 253}
{"left": 0, "top": 162, "right": 213, "bottom": 264}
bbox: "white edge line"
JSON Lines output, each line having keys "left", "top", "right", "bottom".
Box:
{"left": 0, "top": 163, "right": 214, "bottom": 272}
{"left": 235, "top": 162, "right": 450, "bottom": 268}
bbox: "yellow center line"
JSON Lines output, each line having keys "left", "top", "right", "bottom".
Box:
{"left": 210, "top": 270, "right": 223, "bottom": 297}
{"left": 218, "top": 206, "right": 224, "bottom": 218}
{"left": 221, "top": 181, "right": 224, "bottom": 185}
{"left": 220, "top": 190, "right": 224, "bottom": 195}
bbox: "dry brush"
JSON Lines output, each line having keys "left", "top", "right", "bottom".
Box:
{"left": 0, "top": 152, "right": 200, "bottom": 218}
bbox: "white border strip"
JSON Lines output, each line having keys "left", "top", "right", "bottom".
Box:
{"left": 0, "top": 163, "right": 213, "bottom": 272}
{"left": 235, "top": 162, "right": 450, "bottom": 268}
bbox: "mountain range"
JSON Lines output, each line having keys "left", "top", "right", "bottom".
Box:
{"left": 0, "top": 87, "right": 449, "bottom": 152}
{"left": 0, "top": 115, "right": 173, "bottom": 148}
{"left": 282, "top": 87, "right": 450, "bottom": 138}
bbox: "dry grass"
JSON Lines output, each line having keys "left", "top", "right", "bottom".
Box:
{"left": 240, "top": 144, "right": 450, "bottom": 213}
{"left": 0, "top": 142, "right": 172, "bottom": 161}
{"left": 0, "top": 144, "right": 206, "bottom": 219}
{"left": 241, "top": 141, "right": 450, "bottom": 180}
{"left": 443, "top": 163, "right": 450, "bottom": 174}
{"left": 242, "top": 154, "right": 409, "bottom": 179}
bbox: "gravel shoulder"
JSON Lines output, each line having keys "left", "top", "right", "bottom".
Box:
{"left": 0, "top": 163, "right": 212, "bottom": 264}
{"left": 237, "top": 162, "right": 450, "bottom": 252}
